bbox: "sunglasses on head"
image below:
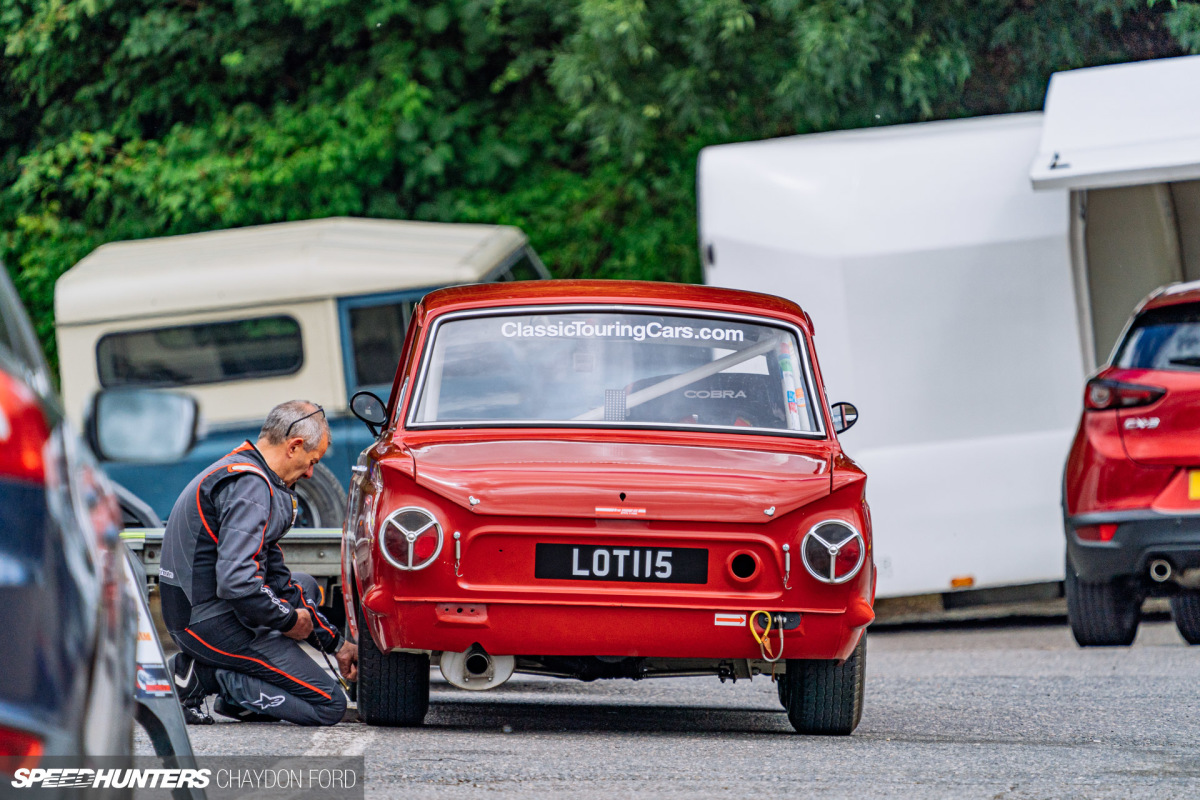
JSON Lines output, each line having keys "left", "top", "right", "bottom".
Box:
{"left": 285, "top": 405, "right": 325, "bottom": 440}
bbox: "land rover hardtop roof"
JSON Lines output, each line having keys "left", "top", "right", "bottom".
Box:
{"left": 56, "top": 217, "right": 530, "bottom": 327}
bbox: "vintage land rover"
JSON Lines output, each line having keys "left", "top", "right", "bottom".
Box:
{"left": 54, "top": 217, "right": 547, "bottom": 528}
{"left": 345, "top": 280, "right": 874, "bottom": 735}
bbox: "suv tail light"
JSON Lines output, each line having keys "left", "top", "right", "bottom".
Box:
{"left": 1085, "top": 378, "right": 1165, "bottom": 411}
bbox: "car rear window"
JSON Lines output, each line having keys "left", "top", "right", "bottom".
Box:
{"left": 97, "top": 316, "right": 303, "bottom": 388}
{"left": 410, "top": 309, "right": 823, "bottom": 436}
{"left": 1115, "top": 304, "right": 1200, "bottom": 371}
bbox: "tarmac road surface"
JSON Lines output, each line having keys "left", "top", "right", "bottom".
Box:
{"left": 144, "top": 619, "right": 1200, "bottom": 799}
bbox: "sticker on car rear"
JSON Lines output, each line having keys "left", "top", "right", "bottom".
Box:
{"left": 595, "top": 506, "right": 647, "bottom": 517}
{"left": 714, "top": 613, "right": 746, "bottom": 627}
{"left": 534, "top": 544, "right": 707, "bottom": 584}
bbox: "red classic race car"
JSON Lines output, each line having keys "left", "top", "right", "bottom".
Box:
{"left": 342, "top": 281, "right": 874, "bottom": 734}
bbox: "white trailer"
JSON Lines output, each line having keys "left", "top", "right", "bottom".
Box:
{"left": 698, "top": 55, "right": 1200, "bottom": 598}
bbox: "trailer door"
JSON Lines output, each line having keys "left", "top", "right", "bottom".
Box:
{"left": 1031, "top": 55, "right": 1200, "bottom": 369}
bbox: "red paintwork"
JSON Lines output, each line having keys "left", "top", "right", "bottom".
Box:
{"left": 1064, "top": 394, "right": 1175, "bottom": 516}
{"left": 1065, "top": 283, "right": 1200, "bottom": 519}
{"left": 1149, "top": 470, "right": 1200, "bottom": 515}
{"left": 409, "top": 439, "right": 831, "bottom": 522}
{"left": 349, "top": 280, "right": 871, "bottom": 667}
{"left": 1133, "top": 282, "right": 1200, "bottom": 314}
{"left": 1111, "top": 368, "right": 1200, "bottom": 467}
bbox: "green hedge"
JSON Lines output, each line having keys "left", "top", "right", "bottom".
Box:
{"left": 1, "top": 0, "right": 1193, "bottom": 367}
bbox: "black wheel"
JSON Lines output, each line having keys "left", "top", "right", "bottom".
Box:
{"left": 293, "top": 463, "right": 347, "bottom": 528}
{"left": 1065, "top": 551, "right": 1140, "bottom": 646}
{"left": 782, "top": 634, "right": 866, "bottom": 735}
{"left": 356, "top": 609, "right": 429, "bottom": 727}
{"left": 776, "top": 674, "right": 791, "bottom": 709}
{"left": 325, "top": 585, "right": 347, "bottom": 632}
{"left": 1169, "top": 592, "right": 1200, "bottom": 644}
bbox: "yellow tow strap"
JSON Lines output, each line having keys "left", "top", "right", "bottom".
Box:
{"left": 749, "top": 609, "right": 783, "bottom": 663}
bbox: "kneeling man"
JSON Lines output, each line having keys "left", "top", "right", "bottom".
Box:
{"left": 159, "top": 400, "right": 357, "bottom": 725}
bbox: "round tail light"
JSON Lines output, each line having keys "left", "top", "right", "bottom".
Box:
{"left": 800, "top": 520, "right": 865, "bottom": 584}
{"left": 379, "top": 507, "right": 444, "bottom": 570}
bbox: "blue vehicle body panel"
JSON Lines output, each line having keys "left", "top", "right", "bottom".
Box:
{"left": 102, "top": 423, "right": 263, "bottom": 523}
{"left": 0, "top": 477, "right": 89, "bottom": 726}
{"left": 56, "top": 245, "right": 548, "bottom": 527}
{"left": 103, "top": 417, "right": 377, "bottom": 522}
{"left": 100, "top": 286, "right": 438, "bottom": 521}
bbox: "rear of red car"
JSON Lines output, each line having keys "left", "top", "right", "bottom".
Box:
{"left": 1065, "top": 287, "right": 1200, "bottom": 645}
{"left": 344, "top": 281, "right": 873, "bottom": 735}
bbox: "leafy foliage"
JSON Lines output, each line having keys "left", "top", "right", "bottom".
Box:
{"left": 0, "top": 0, "right": 1194, "bottom": 364}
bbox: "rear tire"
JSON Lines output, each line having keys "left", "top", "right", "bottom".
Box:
{"left": 293, "top": 463, "right": 347, "bottom": 528}
{"left": 782, "top": 634, "right": 866, "bottom": 735}
{"left": 1169, "top": 592, "right": 1200, "bottom": 644}
{"left": 1065, "top": 551, "right": 1140, "bottom": 647}
{"left": 356, "top": 611, "right": 429, "bottom": 727}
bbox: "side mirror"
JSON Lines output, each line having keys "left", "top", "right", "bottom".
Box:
{"left": 830, "top": 401, "right": 858, "bottom": 434}
{"left": 88, "top": 389, "right": 199, "bottom": 462}
{"left": 351, "top": 390, "right": 388, "bottom": 436}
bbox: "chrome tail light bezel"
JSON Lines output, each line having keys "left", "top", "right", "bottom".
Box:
{"left": 378, "top": 506, "right": 444, "bottom": 571}
{"left": 800, "top": 519, "right": 866, "bottom": 585}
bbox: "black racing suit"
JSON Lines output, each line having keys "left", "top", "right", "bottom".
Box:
{"left": 159, "top": 442, "right": 345, "bottom": 725}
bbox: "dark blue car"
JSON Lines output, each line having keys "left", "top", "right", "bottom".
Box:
{"left": 0, "top": 267, "right": 140, "bottom": 772}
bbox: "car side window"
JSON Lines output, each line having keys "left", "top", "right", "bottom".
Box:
{"left": 0, "top": 295, "right": 16, "bottom": 357}
{"left": 349, "top": 301, "right": 413, "bottom": 390}
{"left": 492, "top": 248, "right": 549, "bottom": 282}
{"left": 96, "top": 316, "right": 304, "bottom": 388}
{"left": 0, "top": 270, "right": 52, "bottom": 388}
{"left": 496, "top": 255, "right": 541, "bottom": 282}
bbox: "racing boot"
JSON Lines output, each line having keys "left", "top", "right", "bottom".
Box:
{"left": 170, "top": 652, "right": 216, "bottom": 725}
{"left": 213, "top": 697, "right": 279, "bottom": 723}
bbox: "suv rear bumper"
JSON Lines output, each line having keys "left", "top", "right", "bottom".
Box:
{"left": 1066, "top": 510, "right": 1200, "bottom": 583}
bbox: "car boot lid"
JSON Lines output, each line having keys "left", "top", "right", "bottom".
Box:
{"left": 406, "top": 439, "right": 830, "bottom": 523}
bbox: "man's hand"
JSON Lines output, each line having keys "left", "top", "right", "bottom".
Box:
{"left": 284, "top": 608, "right": 313, "bottom": 640}
{"left": 336, "top": 641, "right": 358, "bottom": 682}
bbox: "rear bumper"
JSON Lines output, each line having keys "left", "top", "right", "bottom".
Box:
{"left": 1066, "top": 510, "right": 1200, "bottom": 583}
{"left": 363, "top": 599, "right": 871, "bottom": 662}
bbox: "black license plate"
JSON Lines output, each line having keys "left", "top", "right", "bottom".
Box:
{"left": 535, "top": 544, "right": 708, "bottom": 584}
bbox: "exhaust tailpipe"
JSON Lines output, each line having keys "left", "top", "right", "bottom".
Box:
{"left": 439, "top": 644, "right": 515, "bottom": 691}
{"left": 1149, "top": 559, "right": 1172, "bottom": 583}
{"left": 465, "top": 647, "right": 491, "bottom": 676}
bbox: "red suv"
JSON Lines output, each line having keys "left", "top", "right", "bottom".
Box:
{"left": 1065, "top": 283, "right": 1200, "bottom": 646}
